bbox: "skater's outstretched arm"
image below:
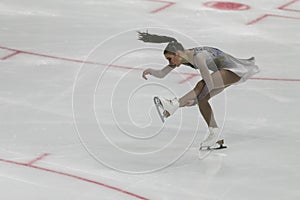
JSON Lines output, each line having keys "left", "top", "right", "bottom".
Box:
{"left": 142, "top": 65, "right": 174, "bottom": 80}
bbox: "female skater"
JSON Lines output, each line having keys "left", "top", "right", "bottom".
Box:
{"left": 138, "top": 31, "right": 259, "bottom": 148}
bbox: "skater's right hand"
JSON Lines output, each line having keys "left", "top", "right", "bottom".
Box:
{"left": 142, "top": 68, "right": 153, "bottom": 80}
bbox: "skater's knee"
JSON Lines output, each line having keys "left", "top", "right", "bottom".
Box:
{"left": 194, "top": 80, "right": 205, "bottom": 94}
{"left": 197, "top": 84, "right": 210, "bottom": 102}
{"left": 198, "top": 95, "right": 210, "bottom": 105}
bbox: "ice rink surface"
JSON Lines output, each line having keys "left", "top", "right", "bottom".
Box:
{"left": 0, "top": 0, "right": 300, "bottom": 199}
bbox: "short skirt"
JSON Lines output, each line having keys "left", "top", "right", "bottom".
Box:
{"left": 214, "top": 54, "right": 260, "bottom": 84}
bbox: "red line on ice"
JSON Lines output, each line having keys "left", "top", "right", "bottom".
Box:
{"left": 179, "top": 75, "right": 300, "bottom": 83}
{"left": 0, "top": 157, "right": 149, "bottom": 200}
{"left": 0, "top": 45, "right": 299, "bottom": 83}
{"left": 246, "top": 13, "right": 300, "bottom": 25}
{"left": 148, "top": 0, "right": 175, "bottom": 13}
{"left": 246, "top": 0, "right": 300, "bottom": 25}
{"left": 278, "top": 0, "right": 300, "bottom": 12}
{"left": 0, "top": 45, "right": 135, "bottom": 70}
{"left": 1, "top": 51, "right": 20, "bottom": 60}
{"left": 246, "top": 14, "right": 269, "bottom": 25}
{"left": 250, "top": 77, "right": 300, "bottom": 82}
{"left": 26, "top": 153, "right": 50, "bottom": 166}
{"left": 178, "top": 74, "right": 199, "bottom": 84}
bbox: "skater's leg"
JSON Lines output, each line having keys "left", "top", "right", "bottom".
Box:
{"left": 197, "top": 69, "right": 241, "bottom": 102}
{"left": 198, "top": 88, "right": 225, "bottom": 127}
{"left": 179, "top": 70, "right": 240, "bottom": 108}
{"left": 210, "top": 69, "right": 241, "bottom": 90}
{"left": 179, "top": 80, "right": 205, "bottom": 107}
{"left": 198, "top": 70, "right": 241, "bottom": 127}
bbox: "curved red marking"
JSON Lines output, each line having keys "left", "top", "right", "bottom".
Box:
{"left": 204, "top": 1, "right": 250, "bottom": 11}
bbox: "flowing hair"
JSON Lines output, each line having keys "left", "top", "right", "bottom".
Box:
{"left": 137, "top": 31, "right": 184, "bottom": 55}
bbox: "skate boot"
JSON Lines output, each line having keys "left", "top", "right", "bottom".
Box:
{"left": 159, "top": 97, "right": 179, "bottom": 118}
{"left": 153, "top": 96, "right": 179, "bottom": 122}
{"left": 200, "top": 127, "right": 222, "bottom": 150}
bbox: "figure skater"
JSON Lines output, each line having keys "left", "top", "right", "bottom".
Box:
{"left": 138, "top": 31, "right": 259, "bottom": 149}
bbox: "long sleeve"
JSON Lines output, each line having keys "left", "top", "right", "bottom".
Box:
{"left": 194, "top": 52, "right": 214, "bottom": 91}
{"left": 194, "top": 52, "right": 225, "bottom": 91}
{"left": 149, "top": 65, "right": 174, "bottom": 79}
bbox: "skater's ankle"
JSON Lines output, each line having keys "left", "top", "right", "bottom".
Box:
{"left": 178, "top": 98, "right": 186, "bottom": 107}
{"left": 178, "top": 97, "right": 196, "bottom": 107}
{"left": 208, "top": 126, "right": 219, "bottom": 131}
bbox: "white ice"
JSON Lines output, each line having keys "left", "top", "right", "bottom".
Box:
{"left": 0, "top": 0, "right": 300, "bottom": 199}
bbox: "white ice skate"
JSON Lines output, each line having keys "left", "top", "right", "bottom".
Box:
{"left": 153, "top": 96, "right": 179, "bottom": 123}
{"left": 200, "top": 127, "right": 227, "bottom": 150}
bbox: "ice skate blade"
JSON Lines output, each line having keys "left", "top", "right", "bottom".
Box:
{"left": 153, "top": 97, "right": 165, "bottom": 123}
{"left": 199, "top": 140, "right": 227, "bottom": 151}
{"left": 199, "top": 145, "right": 227, "bottom": 151}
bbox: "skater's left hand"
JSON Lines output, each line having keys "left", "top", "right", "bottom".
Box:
{"left": 142, "top": 68, "right": 153, "bottom": 80}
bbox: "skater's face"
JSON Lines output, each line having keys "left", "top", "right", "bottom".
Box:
{"left": 164, "top": 52, "right": 182, "bottom": 67}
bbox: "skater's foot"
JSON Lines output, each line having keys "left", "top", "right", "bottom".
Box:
{"left": 199, "top": 139, "right": 227, "bottom": 150}
{"left": 159, "top": 97, "right": 179, "bottom": 118}
{"left": 200, "top": 127, "right": 221, "bottom": 148}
